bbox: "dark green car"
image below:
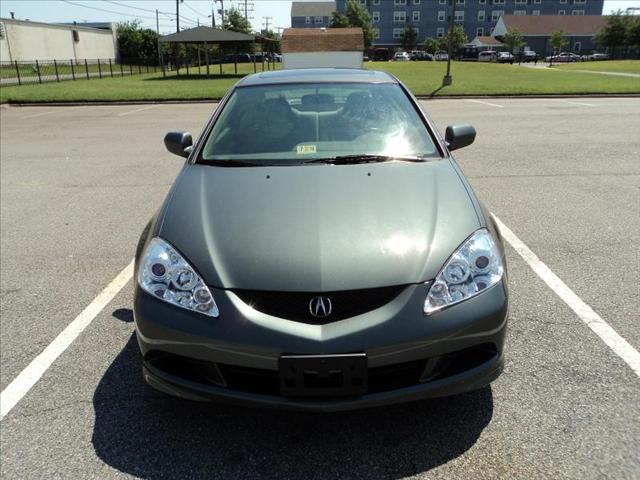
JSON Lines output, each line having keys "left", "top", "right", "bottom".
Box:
{"left": 134, "top": 68, "right": 508, "bottom": 411}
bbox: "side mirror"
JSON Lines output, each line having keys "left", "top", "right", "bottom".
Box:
{"left": 164, "top": 131, "right": 193, "bottom": 158}
{"left": 445, "top": 124, "right": 476, "bottom": 152}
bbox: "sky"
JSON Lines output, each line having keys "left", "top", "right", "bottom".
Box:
{"left": 1, "top": 0, "right": 639, "bottom": 35}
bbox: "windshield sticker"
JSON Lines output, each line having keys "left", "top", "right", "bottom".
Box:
{"left": 296, "top": 145, "right": 317, "bottom": 155}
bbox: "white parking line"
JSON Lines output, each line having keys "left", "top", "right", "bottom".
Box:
{"left": 0, "top": 260, "right": 134, "bottom": 421}
{"left": 464, "top": 99, "right": 504, "bottom": 108}
{"left": 117, "top": 105, "right": 158, "bottom": 117}
{"left": 555, "top": 100, "right": 596, "bottom": 107}
{"left": 493, "top": 215, "right": 640, "bottom": 378}
{"left": 22, "top": 110, "right": 55, "bottom": 119}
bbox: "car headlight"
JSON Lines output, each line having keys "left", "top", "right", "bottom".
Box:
{"left": 424, "top": 229, "right": 503, "bottom": 314}
{"left": 138, "top": 237, "right": 219, "bottom": 317}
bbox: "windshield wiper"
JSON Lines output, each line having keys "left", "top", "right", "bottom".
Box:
{"left": 304, "top": 155, "right": 426, "bottom": 165}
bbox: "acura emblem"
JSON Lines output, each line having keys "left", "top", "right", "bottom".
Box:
{"left": 309, "top": 296, "right": 332, "bottom": 318}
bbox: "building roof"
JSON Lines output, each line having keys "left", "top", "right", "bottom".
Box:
{"left": 282, "top": 28, "right": 364, "bottom": 53}
{"left": 159, "top": 26, "right": 256, "bottom": 43}
{"left": 290, "top": 1, "right": 336, "bottom": 17}
{"left": 0, "top": 17, "right": 113, "bottom": 33}
{"left": 471, "top": 36, "right": 505, "bottom": 47}
{"left": 495, "top": 15, "right": 608, "bottom": 36}
{"left": 237, "top": 68, "right": 395, "bottom": 87}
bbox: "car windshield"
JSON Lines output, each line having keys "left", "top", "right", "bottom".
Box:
{"left": 199, "top": 82, "right": 440, "bottom": 165}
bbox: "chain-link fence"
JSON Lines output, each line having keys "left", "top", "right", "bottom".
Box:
{"left": 0, "top": 58, "right": 160, "bottom": 86}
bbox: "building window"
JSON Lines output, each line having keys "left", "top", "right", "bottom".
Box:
{"left": 572, "top": 9, "right": 585, "bottom": 15}
{"left": 515, "top": 0, "right": 527, "bottom": 3}
{"left": 477, "top": 27, "right": 484, "bottom": 36}
{"left": 534, "top": 0, "right": 541, "bottom": 3}
{"left": 456, "top": 0, "right": 465, "bottom": 4}
{"left": 454, "top": 10, "right": 464, "bottom": 21}
{"left": 514, "top": 10, "right": 526, "bottom": 15}
{"left": 493, "top": 0, "right": 505, "bottom": 4}
{"left": 305, "top": 16, "right": 311, "bottom": 24}
{"left": 480, "top": 0, "right": 486, "bottom": 4}
{"left": 393, "top": 28, "right": 403, "bottom": 39}
{"left": 412, "top": 11, "right": 420, "bottom": 21}
{"left": 439, "top": 0, "right": 447, "bottom": 4}
{"left": 414, "top": 27, "right": 420, "bottom": 38}
{"left": 413, "top": 0, "right": 421, "bottom": 4}
{"left": 359, "top": 0, "right": 366, "bottom": 5}
{"left": 533, "top": 10, "right": 540, "bottom": 15}
{"left": 372, "top": 11, "right": 380, "bottom": 22}
{"left": 491, "top": 10, "right": 504, "bottom": 21}
{"left": 438, "top": 10, "right": 446, "bottom": 21}
{"left": 574, "top": 0, "right": 586, "bottom": 3}
{"left": 394, "top": 0, "right": 407, "bottom": 5}
{"left": 560, "top": 0, "right": 567, "bottom": 3}
{"left": 393, "top": 11, "right": 406, "bottom": 22}
{"left": 574, "top": 41, "right": 582, "bottom": 52}
{"left": 372, "top": 0, "right": 380, "bottom": 4}
{"left": 558, "top": 9, "right": 565, "bottom": 14}
{"left": 373, "top": 28, "right": 380, "bottom": 39}
{"left": 314, "top": 16, "right": 323, "bottom": 24}
{"left": 478, "top": 10, "right": 485, "bottom": 21}
{"left": 437, "top": 28, "right": 445, "bottom": 37}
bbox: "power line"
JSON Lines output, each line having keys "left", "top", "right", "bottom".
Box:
{"left": 183, "top": 1, "right": 209, "bottom": 19}
{"left": 60, "top": 0, "right": 159, "bottom": 21}
{"left": 100, "top": 1, "right": 199, "bottom": 26}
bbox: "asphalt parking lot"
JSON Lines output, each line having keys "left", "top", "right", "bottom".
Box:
{"left": 1, "top": 97, "right": 638, "bottom": 479}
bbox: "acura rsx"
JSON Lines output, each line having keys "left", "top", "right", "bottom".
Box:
{"left": 133, "top": 68, "right": 508, "bottom": 412}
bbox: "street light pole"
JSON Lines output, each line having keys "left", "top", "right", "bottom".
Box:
{"left": 442, "top": 0, "right": 457, "bottom": 86}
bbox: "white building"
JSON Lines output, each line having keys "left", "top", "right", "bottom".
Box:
{"left": 0, "top": 18, "right": 117, "bottom": 62}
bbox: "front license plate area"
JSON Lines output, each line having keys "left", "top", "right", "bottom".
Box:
{"left": 279, "top": 354, "right": 367, "bottom": 397}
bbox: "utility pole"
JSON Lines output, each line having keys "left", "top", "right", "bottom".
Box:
{"left": 176, "top": 0, "right": 180, "bottom": 32}
{"left": 442, "top": 0, "right": 456, "bottom": 86}
{"left": 211, "top": 1, "right": 215, "bottom": 28}
{"left": 263, "top": 16, "right": 272, "bottom": 33}
{"left": 244, "top": 0, "right": 248, "bottom": 21}
{"left": 220, "top": 0, "right": 225, "bottom": 25}
{"left": 156, "top": 9, "right": 162, "bottom": 67}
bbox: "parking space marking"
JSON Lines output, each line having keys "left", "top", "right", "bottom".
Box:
{"left": 0, "top": 260, "right": 134, "bottom": 421}
{"left": 555, "top": 100, "right": 597, "bottom": 107}
{"left": 464, "top": 99, "right": 504, "bottom": 108}
{"left": 493, "top": 215, "right": 640, "bottom": 378}
{"left": 21, "top": 110, "right": 55, "bottom": 119}
{"left": 117, "top": 105, "right": 159, "bottom": 117}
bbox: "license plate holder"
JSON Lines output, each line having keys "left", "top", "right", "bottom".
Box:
{"left": 279, "top": 353, "right": 367, "bottom": 397}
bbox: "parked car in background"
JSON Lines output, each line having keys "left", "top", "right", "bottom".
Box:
{"left": 223, "top": 53, "right": 252, "bottom": 63}
{"left": 393, "top": 51, "right": 410, "bottom": 61}
{"left": 496, "top": 52, "right": 514, "bottom": 63}
{"left": 521, "top": 51, "right": 538, "bottom": 63}
{"left": 434, "top": 51, "right": 449, "bottom": 61}
{"left": 585, "top": 52, "right": 610, "bottom": 61}
{"left": 410, "top": 50, "right": 435, "bottom": 61}
{"left": 478, "top": 50, "right": 497, "bottom": 62}
{"left": 545, "top": 52, "right": 580, "bottom": 63}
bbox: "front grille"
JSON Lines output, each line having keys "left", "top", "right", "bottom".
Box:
{"left": 232, "top": 285, "right": 407, "bottom": 324}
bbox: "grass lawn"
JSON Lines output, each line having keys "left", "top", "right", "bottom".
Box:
{"left": 1, "top": 61, "right": 638, "bottom": 103}
{"left": 553, "top": 60, "right": 640, "bottom": 74}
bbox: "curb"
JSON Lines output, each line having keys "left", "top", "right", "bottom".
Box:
{"left": 3, "top": 93, "right": 640, "bottom": 107}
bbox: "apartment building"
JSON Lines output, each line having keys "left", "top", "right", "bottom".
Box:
{"left": 334, "top": 0, "right": 604, "bottom": 48}
{"left": 291, "top": 1, "right": 336, "bottom": 29}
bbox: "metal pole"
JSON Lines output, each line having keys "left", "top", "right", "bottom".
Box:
{"left": 129, "top": 63, "right": 133, "bottom": 76}
{"left": 98, "top": 58, "right": 102, "bottom": 78}
{"left": 211, "top": 3, "right": 215, "bottom": 27}
{"left": 14, "top": 60, "right": 21, "bottom": 85}
{"left": 234, "top": 47, "right": 238, "bottom": 75}
{"left": 35, "top": 60, "right": 42, "bottom": 83}
{"left": 205, "top": 42, "right": 210, "bottom": 78}
{"left": 220, "top": 0, "right": 225, "bottom": 24}
{"left": 85, "top": 59, "right": 90, "bottom": 80}
{"left": 109, "top": 58, "right": 113, "bottom": 77}
{"left": 120, "top": 61, "right": 124, "bottom": 77}
{"left": 156, "top": 9, "right": 162, "bottom": 69}
{"left": 443, "top": 0, "right": 456, "bottom": 86}
{"left": 70, "top": 59, "right": 75, "bottom": 80}
{"left": 54, "top": 59, "right": 60, "bottom": 82}
{"left": 176, "top": 0, "right": 180, "bottom": 32}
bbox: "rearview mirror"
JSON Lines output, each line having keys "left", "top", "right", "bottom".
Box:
{"left": 164, "top": 131, "right": 193, "bottom": 158}
{"left": 445, "top": 124, "right": 476, "bottom": 152}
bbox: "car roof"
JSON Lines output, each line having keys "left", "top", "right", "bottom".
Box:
{"left": 236, "top": 68, "right": 397, "bottom": 87}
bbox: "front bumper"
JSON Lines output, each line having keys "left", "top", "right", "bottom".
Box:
{"left": 134, "top": 281, "right": 508, "bottom": 412}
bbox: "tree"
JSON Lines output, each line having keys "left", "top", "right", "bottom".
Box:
{"left": 627, "top": 16, "right": 640, "bottom": 51}
{"left": 329, "top": 0, "right": 375, "bottom": 49}
{"left": 400, "top": 26, "right": 418, "bottom": 52}
{"left": 423, "top": 37, "right": 439, "bottom": 55}
{"left": 503, "top": 27, "right": 524, "bottom": 54}
{"left": 548, "top": 28, "right": 567, "bottom": 66}
{"left": 116, "top": 20, "right": 158, "bottom": 60}
{"left": 595, "top": 11, "right": 632, "bottom": 59}
{"left": 437, "top": 24, "right": 468, "bottom": 53}
{"left": 223, "top": 7, "right": 252, "bottom": 34}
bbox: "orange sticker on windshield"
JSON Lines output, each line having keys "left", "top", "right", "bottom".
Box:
{"left": 296, "top": 145, "right": 317, "bottom": 155}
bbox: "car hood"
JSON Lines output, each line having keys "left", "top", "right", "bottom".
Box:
{"left": 159, "top": 161, "right": 480, "bottom": 292}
